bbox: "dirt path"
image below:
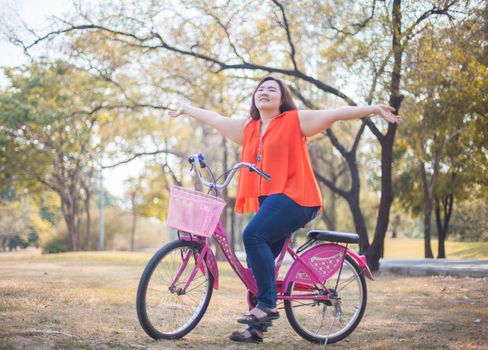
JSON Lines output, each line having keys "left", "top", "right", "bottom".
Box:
{"left": 0, "top": 252, "right": 486, "bottom": 349}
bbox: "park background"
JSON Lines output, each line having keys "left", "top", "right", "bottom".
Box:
{"left": 0, "top": 1, "right": 487, "bottom": 349}
{"left": 0, "top": 0, "right": 486, "bottom": 264}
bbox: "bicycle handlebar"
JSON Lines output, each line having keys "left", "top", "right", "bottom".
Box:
{"left": 188, "top": 153, "right": 270, "bottom": 196}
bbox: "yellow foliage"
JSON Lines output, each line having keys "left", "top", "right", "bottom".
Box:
{"left": 30, "top": 215, "right": 54, "bottom": 245}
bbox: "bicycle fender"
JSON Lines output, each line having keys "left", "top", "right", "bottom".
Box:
{"left": 347, "top": 250, "right": 374, "bottom": 280}
{"left": 205, "top": 249, "right": 219, "bottom": 289}
{"left": 283, "top": 244, "right": 346, "bottom": 291}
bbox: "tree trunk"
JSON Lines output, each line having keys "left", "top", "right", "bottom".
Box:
{"left": 341, "top": 133, "right": 370, "bottom": 253}
{"left": 366, "top": 0, "right": 403, "bottom": 271}
{"left": 129, "top": 191, "right": 137, "bottom": 251}
{"left": 419, "top": 161, "right": 434, "bottom": 258}
{"left": 423, "top": 200, "right": 434, "bottom": 258}
{"left": 81, "top": 171, "right": 93, "bottom": 251}
{"left": 230, "top": 208, "right": 236, "bottom": 249}
{"left": 74, "top": 195, "right": 81, "bottom": 251}
{"left": 66, "top": 212, "right": 79, "bottom": 251}
{"left": 322, "top": 170, "right": 338, "bottom": 231}
{"left": 367, "top": 130, "right": 396, "bottom": 270}
{"left": 316, "top": 167, "right": 370, "bottom": 252}
{"left": 328, "top": 190, "right": 337, "bottom": 230}
{"left": 321, "top": 211, "right": 335, "bottom": 231}
{"left": 84, "top": 191, "right": 91, "bottom": 250}
{"left": 130, "top": 208, "right": 137, "bottom": 251}
{"left": 347, "top": 194, "right": 369, "bottom": 254}
{"left": 60, "top": 190, "right": 80, "bottom": 251}
{"left": 214, "top": 136, "right": 228, "bottom": 261}
{"left": 435, "top": 194, "right": 453, "bottom": 259}
{"left": 391, "top": 214, "right": 400, "bottom": 238}
{"left": 316, "top": 165, "right": 370, "bottom": 252}
{"left": 435, "top": 198, "right": 446, "bottom": 259}
{"left": 50, "top": 149, "right": 85, "bottom": 251}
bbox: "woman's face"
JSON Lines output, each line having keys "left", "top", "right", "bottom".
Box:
{"left": 254, "top": 80, "right": 282, "bottom": 112}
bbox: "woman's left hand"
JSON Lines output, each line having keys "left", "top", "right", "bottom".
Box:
{"left": 374, "top": 104, "right": 402, "bottom": 124}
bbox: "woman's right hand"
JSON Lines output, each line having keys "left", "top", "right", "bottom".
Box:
{"left": 168, "top": 104, "right": 187, "bottom": 118}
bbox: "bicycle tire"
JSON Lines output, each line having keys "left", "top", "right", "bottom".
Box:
{"left": 136, "top": 239, "right": 214, "bottom": 339}
{"left": 284, "top": 254, "right": 367, "bottom": 344}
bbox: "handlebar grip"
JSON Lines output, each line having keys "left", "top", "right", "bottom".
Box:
{"left": 260, "top": 170, "right": 271, "bottom": 181}
{"left": 250, "top": 165, "right": 271, "bottom": 180}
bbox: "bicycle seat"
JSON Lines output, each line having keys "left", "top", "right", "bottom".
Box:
{"left": 307, "top": 230, "right": 359, "bottom": 244}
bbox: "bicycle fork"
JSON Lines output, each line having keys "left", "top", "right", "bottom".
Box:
{"left": 169, "top": 243, "right": 209, "bottom": 295}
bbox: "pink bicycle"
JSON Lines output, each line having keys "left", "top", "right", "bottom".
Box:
{"left": 136, "top": 154, "right": 373, "bottom": 344}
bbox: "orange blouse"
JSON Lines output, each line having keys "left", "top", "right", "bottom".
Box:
{"left": 235, "top": 110, "right": 322, "bottom": 213}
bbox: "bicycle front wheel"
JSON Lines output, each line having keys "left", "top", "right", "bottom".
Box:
{"left": 136, "top": 239, "right": 214, "bottom": 339}
{"left": 284, "top": 254, "right": 367, "bottom": 344}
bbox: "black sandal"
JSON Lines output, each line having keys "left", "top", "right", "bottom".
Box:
{"left": 237, "top": 307, "right": 280, "bottom": 326}
{"left": 229, "top": 328, "right": 263, "bottom": 344}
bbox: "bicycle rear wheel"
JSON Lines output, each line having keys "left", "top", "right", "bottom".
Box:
{"left": 136, "top": 239, "right": 213, "bottom": 339}
{"left": 284, "top": 254, "right": 367, "bottom": 344}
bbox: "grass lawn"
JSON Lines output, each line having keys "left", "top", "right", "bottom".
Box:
{"left": 338, "top": 238, "right": 488, "bottom": 260}
{"left": 383, "top": 238, "right": 488, "bottom": 259}
{"left": 0, "top": 250, "right": 486, "bottom": 349}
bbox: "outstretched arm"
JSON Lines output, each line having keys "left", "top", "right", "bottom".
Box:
{"left": 298, "top": 104, "right": 401, "bottom": 137}
{"left": 169, "top": 104, "right": 247, "bottom": 145}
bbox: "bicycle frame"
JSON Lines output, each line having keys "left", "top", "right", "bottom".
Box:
{"left": 170, "top": 154, "right": 372, "bottom": 305}
{"left": 172, "top": 220, "right": 373, "bottom": 304}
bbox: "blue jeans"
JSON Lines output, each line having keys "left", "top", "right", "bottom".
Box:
{"left": 243, "top": 193, "right": 319, "bottom": 309}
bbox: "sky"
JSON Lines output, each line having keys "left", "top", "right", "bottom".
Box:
{"left": 0, "top": 0, "right": 140, "bottom": 199}
{"left": 0, "top": 0, "right": 69, "bottom": 67}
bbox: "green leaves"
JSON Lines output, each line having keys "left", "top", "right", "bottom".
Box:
{"left": 394, "top": 9, "right": 488, "bottom": 242}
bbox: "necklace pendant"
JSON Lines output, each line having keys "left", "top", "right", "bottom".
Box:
{"left": 257, "top": 155, "right": 262, "bottom": 162}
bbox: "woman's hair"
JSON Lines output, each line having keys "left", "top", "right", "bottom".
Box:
{"left": 250, "top": 76, "right": 297, "bottom": 120}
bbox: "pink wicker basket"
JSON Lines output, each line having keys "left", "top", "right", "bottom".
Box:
{"left": 166, "top": 185, "right": 227, "bottom": 237}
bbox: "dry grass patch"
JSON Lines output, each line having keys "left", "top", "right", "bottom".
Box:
{"left": 0, "top": 251, "right": 486, "bottom": 349}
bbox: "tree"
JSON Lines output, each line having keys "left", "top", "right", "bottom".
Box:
{"left": 12, "top": 0, "right": 472, "bottom": 269}
{"left": 396, "top": 4, "right": 487, "bottom": 258}
{"left": 126, "top": 176, "right": 144, "bottom": 251}
{"left": 0, "top": 194, "right": 53, "bottom": 252}
{"left": 1, "top": 62, "right": 123, "bottom": 250}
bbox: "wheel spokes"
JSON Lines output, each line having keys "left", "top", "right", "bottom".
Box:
{"left": 145, "top": 246, "right": 210, "bottom": 334}
{"left": 285, "top": 257, "right": 366, "bottom": 344}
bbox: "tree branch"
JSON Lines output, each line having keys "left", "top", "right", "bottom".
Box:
{"left": 362, "top": 116, "right": 385, "bottom": 142}
{"left": 22, "top": 23, "right": 356, "bottom": 104}
{"left": 403, "top": 2, "right": 457, "bottom": 41}
{"left": 161, "top": 162, "right": 182, "bottom": 187}
{"left": 288, "top": 85, "right": 352, "bottom": 157}
{"left": 314, "top": 170, "right": 349, "bottom": 199}
{"left": 272, "top": 0, "right": 299, "bottom": 71}
{"left": 101, "top": 149, "right": 185, "bottom": 169}
{"left": 328, "top": 0, "right": 377, "bottom": 36}
{"left": 351, "top": 122, "right": 366, "bottom": 155}
{"left": 201, "top": 7, "right": 247, "bottom": 63}
{"left": 325, "top": 128, "right": 349, "bottom": 158}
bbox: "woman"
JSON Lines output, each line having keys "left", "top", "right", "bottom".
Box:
{"left": 169, "top": 76, "right": 401, "bottom": 343}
